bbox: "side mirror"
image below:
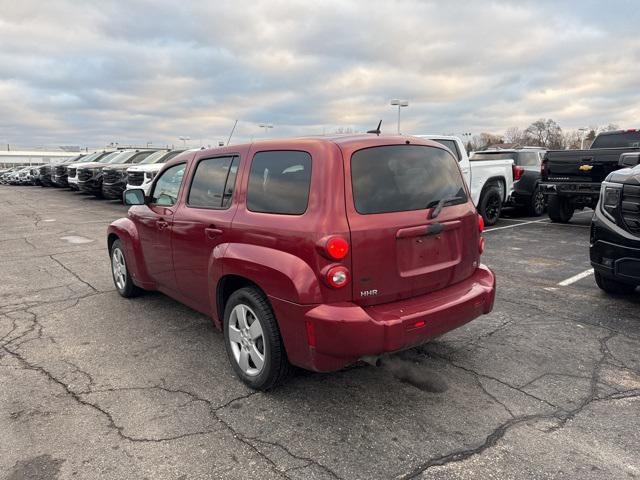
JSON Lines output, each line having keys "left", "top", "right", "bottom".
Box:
{"left": 123, "top": 189, "right": 146, "bottom": 205}
{"left": 619, "top": 153, "right": 640, "bottom": 168}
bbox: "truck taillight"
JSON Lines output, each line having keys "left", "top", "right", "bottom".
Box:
{"left": 325, "top": 265, "right": 350, "bottom": 288}
{"left": 512, "top": 165, "right": 525, "bottom": 181}
{"left": 541, "top": 158, "right": 548, "bottom": 179}
{"left": 478, "top": 214, "right": 485, "bottom": 233}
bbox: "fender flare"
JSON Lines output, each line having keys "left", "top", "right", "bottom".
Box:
{"left": 217, "top": 243, "right": 322, "bottom": 306}
{"left": 107, "top": 218, "right": 156, "bottom": 289}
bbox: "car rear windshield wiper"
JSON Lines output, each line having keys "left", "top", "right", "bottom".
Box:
{"left": 427, "top": 195, "right": 464, "bottom": 219}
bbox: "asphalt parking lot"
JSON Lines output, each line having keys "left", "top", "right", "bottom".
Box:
{"left": 1, "top": 186, "right": 639, "bottom": 480}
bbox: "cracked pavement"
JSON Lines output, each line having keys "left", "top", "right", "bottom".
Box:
{"left": 1, "top": 187, "right": 639, "bottom": 480}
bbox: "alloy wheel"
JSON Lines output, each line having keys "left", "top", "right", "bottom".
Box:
{"left": 112, "top": 248, "right": 127, "bottom": 290}
{"left": 228, "top": 304, "right": 265, "bottom": 377}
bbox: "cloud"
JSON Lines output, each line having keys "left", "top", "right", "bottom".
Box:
{"left": 0, "top": 0, "right": 639, "bottom": 147}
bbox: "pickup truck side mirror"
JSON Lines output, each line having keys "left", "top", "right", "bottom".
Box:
{"left": 123, "top": 188, "right": 146, "bottom": 205}
{"left": 619, "top": 152, "right": 640, "bottom": 168}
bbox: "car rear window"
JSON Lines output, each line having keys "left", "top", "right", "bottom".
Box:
{"left": 351, "top": 145, "right": 467, "bottom": 215}
{"left": 591, "top": 131, "right": 640, "bottom": 148}
{"left": 247, "top": 151, "right": 312, "bottom": 215}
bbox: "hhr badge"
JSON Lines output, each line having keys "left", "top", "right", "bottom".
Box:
{"left": 360, "top": 289, "right": 379, "bottom": 297}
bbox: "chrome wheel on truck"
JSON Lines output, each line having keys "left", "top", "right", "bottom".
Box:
{"left": 223, "top": 287, "right": 293, "bottom": 390}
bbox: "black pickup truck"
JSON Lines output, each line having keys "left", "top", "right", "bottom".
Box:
{"left": 541, "top": 130, "right": 640, "bottom": 222}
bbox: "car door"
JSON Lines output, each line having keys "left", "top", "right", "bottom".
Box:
{"left": 171, "top": 154, "right": 241, "bottom": 312}
{"left": 131, "top": 162, "right": 187, "bottom": 291}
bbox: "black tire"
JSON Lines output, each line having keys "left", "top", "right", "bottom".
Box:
{"left": 478, "top": 186, "right": 503, "bottom": 226}
{"left": 110, "top": 239, "right": 142, "bottom": 298}
{"left": 594, "top": 271, "right": 637, "bottom": 295}
{"left": 547, "top": 195, "right": 574, "bottom": 223}
{"left": 223, "top": 287, "right": 293, "bottom": 390}
{"left": 526, "top": 187, "right": 546, "bottom": 217}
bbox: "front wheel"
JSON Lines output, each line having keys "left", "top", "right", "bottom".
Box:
{"left": 110, "top": 239, "right": 142, "bottom": 298}
{"left": 594, "top": 271, "right": 637, "bottom": 295}
{"left": 478, "top": 186, "right": 503, "bottom": 226}
{"left": 224, "top": 287, "right": 293, "bottom": 390}
{"left": 547, "top": 195, "right": 574, "bottom": 223}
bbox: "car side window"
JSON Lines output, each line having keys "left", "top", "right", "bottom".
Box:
{"left": 247, "top": 151, "right": 312, "bottom": 215}
{"left": 150, "top": 163, "right": 186, "bottom": 206}
{"left": 188, "top": 156, "right": 239, "bottom": 209}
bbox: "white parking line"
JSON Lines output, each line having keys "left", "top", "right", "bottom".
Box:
{"left": 558, "top": 268, "right": 594, "bottom": 286}
{"left": 484, "top": 210, "right": 594, "bottom": 233}
{"left": 484, "top": 218, "right": 549, "bottom": 232}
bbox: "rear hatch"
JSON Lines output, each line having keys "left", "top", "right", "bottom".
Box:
{"left": 345, "top": 143, "right": 481, "bottom": 307}
{"left": 545, "top": 148, "right": 637, "bottom": 183}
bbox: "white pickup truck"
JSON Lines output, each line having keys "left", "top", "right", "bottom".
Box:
{"left": 414, "top": 135, "right": 515, "bottom": 225}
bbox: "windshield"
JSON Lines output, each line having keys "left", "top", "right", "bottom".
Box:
{"left": 351, "top": 145, "right": 467, "bottom": 214}
{"left": 97, "top": 152, "right": 122, "bottom": 163}
{"left": 138, "top": 151, "right": 168, "bottom": 164}
{"left": 106, "top": 151, "right": 137, "bottom": 164}
{"left": 591, "top": 131, "right": 640, "bottom": 149}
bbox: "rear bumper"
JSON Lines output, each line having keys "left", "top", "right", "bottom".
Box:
{"left": 270, "top": 265, "right": 496, "bottom": 372}
{"left": 540, "top": 182, "right": 600, "bottom": 199}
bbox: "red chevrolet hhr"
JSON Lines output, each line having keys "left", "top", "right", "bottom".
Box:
{"left": 108, "top": 135, "right": 496, "bottom": 389}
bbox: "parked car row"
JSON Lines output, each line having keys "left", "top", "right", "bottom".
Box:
{"left": 2, "top": 148, "right": 185, "bottom": 201}
{"left": 0, "top": 165, "right": 42, "bottom": 185}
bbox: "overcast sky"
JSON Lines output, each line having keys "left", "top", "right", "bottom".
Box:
{"left": 1, "top": 0, "right": 639, "bottom": 148}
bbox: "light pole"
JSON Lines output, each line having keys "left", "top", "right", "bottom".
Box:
{"left": 259, "top": 123, "right": 273, "bottom": 136}
{"left": 578, "top": 128, "right": 588, "bottom": 149}
{"left": 390, "top": 99, "right": 409, "bottom": 134}
{"left": 179, "top": 136, "right": 190, "bottom": 147}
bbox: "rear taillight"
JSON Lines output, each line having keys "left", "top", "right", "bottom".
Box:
{"left": 512, "top": 165, "right": 525, "bottom": 181}
{"left": 541, "top": 158, "right": 548, "bottom": 179}
{"left": 325, "top": 265, "right": 350, "bottom": 288}
{"left": 478, "top": 215, "right": 485, "bottom": 233}
{"left": 325, "top": 236, "right": 349, "bottom": 260}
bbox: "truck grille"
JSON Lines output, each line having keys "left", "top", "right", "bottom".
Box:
{"left": 39, "top": 166, "right": 48, "bottom": 175}
{"left": 621, "top": 185, "right": 640, "bottom": 235}
{"left": 127, "top": 171, "right": 144, "bottom": 186}
{"left": 103, "top": 170, "right": 122, "bottom": 184}
{"left": 78, "top": 169, "right": 93, "bottom": 182}
{"left": 68, "top": 167, "right": 77, "bottom": 178}
{"left": 54, "top": 165, "right": 66, "bottom": 176}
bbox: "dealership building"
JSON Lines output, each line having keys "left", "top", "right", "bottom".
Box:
{"left": 0, "top": 150, "right": 79, "bottom": 168}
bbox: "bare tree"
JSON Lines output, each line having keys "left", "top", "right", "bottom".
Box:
{"left": 563, "top": 130, "right": 582, "bottom": 150}
{"left": 470, "top": 133, "right": 504, "bottom": 151}
{"left": 504, "top": 127, "right": 531, "bottom": 146}
{"left": 524, "top": 119, "right": 564, "bottom": 149}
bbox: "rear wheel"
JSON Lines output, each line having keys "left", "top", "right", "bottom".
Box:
{"left": 527, "top": 187, "right": 546, "bottom": 217}
{"left": 478, "top": 186, "right": 503, "bottom": 226}
{"left": 110, "top": 239, "right": 142, "bottom": 298}
{"left": 594, "top": 271, "right": 637, "bottom": 295}
{"left": 224, "top": 287, "right": 293, "bottom": 390}
{"left": 548, "top": 195, "right": 574, "bottom": 223}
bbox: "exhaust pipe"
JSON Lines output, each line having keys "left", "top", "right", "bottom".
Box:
{"left": 360, "top": 355, "right": 382, "bottom": 367}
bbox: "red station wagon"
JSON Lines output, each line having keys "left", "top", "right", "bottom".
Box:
{"left": 108, "top": 135, "right": 496, "bottom": 389}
